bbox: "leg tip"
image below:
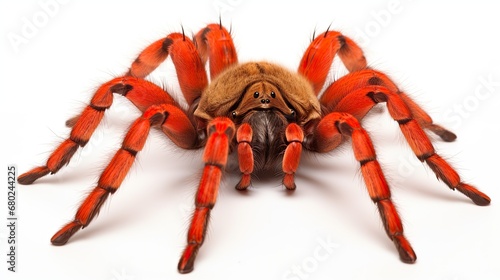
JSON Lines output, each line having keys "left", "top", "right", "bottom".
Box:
{"left": 283, "top": 174, "right": 296, "bottom": 191}
{"left": 284, "top": 183, "right": 297, "bottom": 191}
{"left": 427, "top": 124, "right": 457, "bottom": 142}
{"left": 235, "top": 175, "right": 251, "bottom": 191}
{"left": 177, "top": 263, "right": 194, "bottom": 274}
{"left": 438, "top": 130, "right": 457, "bottom": 142}
{"left": 50, "top": 221, "right": 81, "bottom": 246}
{"left": 65, "top": 115, "right": 79, "bottom": 127}
{"left": 51, "top": 236, "right": 69, "bottom": 246}
{"left": 393, "top": 235, "right": 417, "bottom": 264}
{"left": 17, "top": 166, "right": 50, "bottom": 185}
{"left": 457, "top": 184, "right": 491, "bottom": 206}
{"left": 177, "top": 244, "right": 199, "bottom": 274}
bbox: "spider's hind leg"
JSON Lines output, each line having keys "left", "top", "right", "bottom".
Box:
{"left": 322, "top": 70, "right": 490, "bottom": 205}
{"left": 398, "top": 92, "right": 457, "bottom": 142}
{"left": 307, "top": 112, "right": 417, "bottom": 263}
{"left": 372, "top": 88, "right": 489, "bottom": 205}
{"left": 51, "top": 102, "right": 197, "bottom": 245}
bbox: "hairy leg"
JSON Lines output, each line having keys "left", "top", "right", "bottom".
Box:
{"left": 194, "top": 23, "right": 238, "bottom": 80}
{"left": 322, "top": 69, "right": 456, "bottom": 141}
{"left": 19, "top": 23, "right": 217, "bottom": 185}
{"left": 298, "top": 29, "right": 367, "bottom": 94}
{"left": 178, "top": 117, "right": 235, "bottom": 273}
{"left": 307, "top": 112, "right": 416, "bottom": 263}
{"left": 322, "top": 75, "right": 490, "bottom": 205}
{"left": 18, "top": 77, "right": 180, "bottom": 185}
{"left": 51, "top": 103, "right": 197, "bottom": 244}
{"left": 127, "top": 31, "right": 207, "bottom": 105}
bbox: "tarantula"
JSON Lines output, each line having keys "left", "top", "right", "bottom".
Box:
{"left": 18, "top": 23, "right": 490, "bottom": 273}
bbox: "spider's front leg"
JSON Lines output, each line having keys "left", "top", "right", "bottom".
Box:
{"left": 178, "top": 117, "right": 235, "bottom": 274}
{"left": 18, "top": 28, "right": 212, "bottom": 185}
{"left": 306, "top": 112, "right": 417, "bottom": 263}
{"left": 298, "top": 30, "right": 367, "bottom": 95}
{"left": 299, "top": 28, "right": 457, "bottom": 142}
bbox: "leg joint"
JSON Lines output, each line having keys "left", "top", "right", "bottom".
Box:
{"left": 98, "top": 184, "right": 117, "bottom": 194}
{"left": 417, "top": 152, "right": 434, "bottom": 162}
{"left": 122, "top": 147, "right": 138, "bottom": 157}
{"left": 367, "top": 91, "right": 388, "bottom": 103}
{"left": 397, "top": 118, "right": 412, "bottom": 125}
{"left": 373, "top": 196, "right": 391, "bottom": 204}
{"left": 162, "top": 37, "right": 174, "bottom": 52}
{"left": 335, "top": 120, "right": 353, "bottom": 136}
{"left": 359, "top": 158, "right": 376, "bottom": 166}
{"left": 89, "top": 103, "right": 109, "bottom": 111}
{"left": 110, "top": 83, "right": 133, "bottom": 96}
{"left": 69, "top": 136, "right": 88, "bottom": 148}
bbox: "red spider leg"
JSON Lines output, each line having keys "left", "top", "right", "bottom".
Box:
{"left": 321, "top": 69, "right": 456, "bottom": 142}
{"left": 235, "top": 123, "right": 254, "bottom": 190}
{"left": 282, "top": 123, "right": 304, "bottom": 190}
{"left": 50, "top": 103, "right": 196, "bottom": 245}
{"left": 127, "top": 32, "right": 208, "bottom": 105}
{"left": 298, "top": 30, "right": 367, "bottom": 94}
{"left": 307, "top": 112, "right": 417, "bottom": 263}
{"left": 64, "top": 30, "right": 209, "bottom": 127}
{"left": 18, "top": 77, "right": 178, "bottom": 185}
{"left": 194, "top": 23, "right": 238, "bottom": 80}
{"left": 324, "top": 76, "right": 490, "bottom": 205}
{"left": 178, "top": 117, "right": 235, "bottom": 273}
{"left": 19, "top": 27, "right": 211, "bottom": 185}
{"left": 398, "top": 92, "right": 457, "bottom": 141}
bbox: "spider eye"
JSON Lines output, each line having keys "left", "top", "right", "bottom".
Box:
{"left": 270, "top": 91, "right": 276, "bottom": 98}
{"left": 253, "top": 92, "right": 260, "bottom": 98}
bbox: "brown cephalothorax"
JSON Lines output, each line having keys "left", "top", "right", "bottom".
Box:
{"left": 194, "top": 61, "right": 321, "bottom": 125}
{"left": 17, "top": 22, "right": 491, "bottom": 275}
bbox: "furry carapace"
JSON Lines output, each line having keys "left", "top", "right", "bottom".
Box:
{"left": 194, "top": 61, "right": 321, "bottom": 125}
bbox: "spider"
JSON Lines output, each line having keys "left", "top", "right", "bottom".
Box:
{"left": 18, "top": 22, "right": 490, "bottom": 274}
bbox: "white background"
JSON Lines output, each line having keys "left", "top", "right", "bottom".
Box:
{"left": 1, "top": 1, "right": 500, "bottom": 279}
